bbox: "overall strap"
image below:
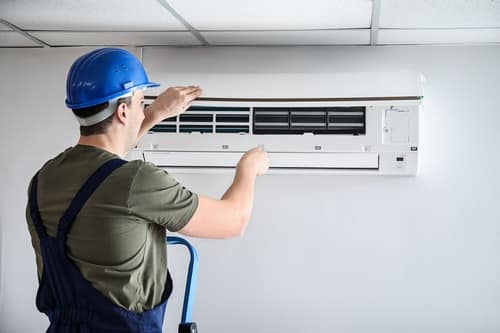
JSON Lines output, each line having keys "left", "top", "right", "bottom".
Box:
{"left": 56, "top": 158, "right": 127, "bottom": 240}
{"left": 28, "top": 172, "right": 48, "bottom": 240}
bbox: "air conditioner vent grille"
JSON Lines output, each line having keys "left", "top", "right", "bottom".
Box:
{"left": 180, "top": 114, "right": 213, "bottom": 122}
{"left": 253, "top": 107, "right": 365, "bottom": 135}
{"left": 151, "top": 124, "right": 176, "bottom": 133}
{"left": 149, "top": 105, "right": 251, "bottom": 134}
{"left": 148, "top": 103, "right": 365, "bottom": 135}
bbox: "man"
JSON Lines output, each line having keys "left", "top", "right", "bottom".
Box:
{"left": 26, "top": 48, "right": 269, "bottom": 332}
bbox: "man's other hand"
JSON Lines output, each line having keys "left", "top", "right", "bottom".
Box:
{"left": 237, "top": 147, "right": 270, "bottom": 176}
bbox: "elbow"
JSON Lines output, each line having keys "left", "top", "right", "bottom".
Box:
{"left": 230, "top": 211, "right": 250, "bottom": 238}
{"left": 238, "top": 213, "right": 251, "bottom": 237}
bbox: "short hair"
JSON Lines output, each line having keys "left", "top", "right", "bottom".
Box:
{"left": 72, "top": 96, "right": 132, "bottom": 136}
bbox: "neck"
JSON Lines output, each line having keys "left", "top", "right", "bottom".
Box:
{"left": 77, "top": 134, "right": 125, "bottom": 158}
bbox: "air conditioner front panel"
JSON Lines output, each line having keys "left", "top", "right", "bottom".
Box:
{"left": 134, "top": 72, "right": 422, "bottom": 175}
{"left": 144, "top": 72, "right": 424, "bottom": 100}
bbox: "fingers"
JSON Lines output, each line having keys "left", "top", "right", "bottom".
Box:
{"left": 167, "top": 86, "right": 201, "bottom": 95}
{"left": 186, "top": 89, "right": 202, "bottom": 99}
{"left": 184, "top": 86, "right": 201, "bottom": 93}
{"left": 163, "top": 85, "right": 202, "bottom": 109}
{"left": 176, "top": 86, "right": 202, "bottom": 103}
{"left": 182, "top": 92, "right": 201, "bottom": 107}
{"left": 181, "top": 90, "right": 201, "bottom": 110}
{"left": 174, "top": 86, "right": 201, "bottom": 94}
{"left": 187, "top": 89, "right": 202, "bottom": 98}
{"left": 171, "top": 85, "right": 197, "bottom": 89}
{"left": 254, "top": 146, "right": 266, "bottom": 153}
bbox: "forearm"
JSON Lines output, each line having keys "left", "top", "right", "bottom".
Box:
{"left": 138, "top": 106, "right": 161, "bottom": 140}
{"left": 178, "top": 169, "right": 257, "bottom": 239}
{"left": 177, "top": 147, "right": 268, "bottom": 239}
{"left": 221, "top": 168, "right": 257, "bottom": 223}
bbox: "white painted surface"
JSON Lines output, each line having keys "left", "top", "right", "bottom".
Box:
{"left": 380, "top": 0, "right": 500, "bottom": 28}
{"left": 144, "top": 72, "right": 424, "bottom": 99}
{"left": 379, "top": 28, "right": 500, "bottom": 45}
{"left": 168, "top": 0, "right": 373, "bottom": 30}
{"left": 1, "top": 45, "right": 500, "bottom": 332}
{"left": 0, "top": 0, "right": 186, "bottom": 30}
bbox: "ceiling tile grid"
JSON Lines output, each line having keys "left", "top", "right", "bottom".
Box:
{"left": 0, "top": 32, "right": 41, "bottom": 47}
{"left": 0, "top": 0, "right": 499, "bottom": 47}
{"left": 30, "top": 31, "right": 202, "bottom": 47}
{"left": 202, "top": 29, "right": 371, "bottom": 45}
{"left": 0, "top": 22, "right": 13, "bottom": 31}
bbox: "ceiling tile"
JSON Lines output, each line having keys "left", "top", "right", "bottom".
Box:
{"left": 380, "top": 0, "right": 500, "bottom": 28}
{"left": 378, "top": 28, "right": 500, "bottom": 44}
{"left": 0, "top": 0, "right": 186, "bottom": 30}
{"left": 30, "top": 32, "right": 201, "bottom": 46}
{"left": 168, "top": 0, "right": 372, "bottom": 30}
{"left": 202, "top": 30, "right": 370, "bottom": 45}
{"left": 0, "top": 32, "right": 41, "bottom": 47}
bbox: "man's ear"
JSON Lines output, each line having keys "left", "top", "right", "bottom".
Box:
{"left": 115, "top": 102, "right": 128, "bottom": 125}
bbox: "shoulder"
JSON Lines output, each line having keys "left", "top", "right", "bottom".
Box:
{"left": 125, "top": 159, "right": 177, "bottom": 189}
{"left": 29, "top": 147, "right": 72, "bottom": 189}
{"left": 38, "top": 147, "right": 72, "bottom": 173}
{"left": 124, "top": 159, "right": 168, "bottom": 177}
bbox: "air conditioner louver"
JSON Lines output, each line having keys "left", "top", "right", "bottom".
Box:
{"left": 216, "top": 114, "right": 249, "bottom": 123}
{"left": 253, "top": 109, "right": 289, "bottom": 131}
{"left": 149, "top": 104, "right": 366, "bottom": 136}
{"left": 290, "top": 111, "right": 327, "bottom": 129}
{"left": 151, "top": 124, "right": 176, "bottom": 132}
{"left": 216, "top": 125, "right": 249, "bottom": 134}
{"left": 253, "top": 107, "right": 365, "bottom": 135}
{"left": 179, "top": 114, "right": 213, "bottom": 122}
{"left": 149, "top": 105, "right": 251, "bottom": 134}
{"left": 144, "top": 151, "right": 379, "bottom": 170}
{"left": 179, "top": 125, "right": 212, "bottom": 133}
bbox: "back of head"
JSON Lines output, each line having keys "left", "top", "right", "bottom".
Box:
{"left": 65, "top": 48, "right": 159, "bottom": 134}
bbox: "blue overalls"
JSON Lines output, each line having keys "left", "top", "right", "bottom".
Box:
{"left": 28, "top": 158, "right": 171, "bottom": 332}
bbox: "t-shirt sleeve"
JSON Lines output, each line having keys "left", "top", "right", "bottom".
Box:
{"left": 128, "top": 161, "right": 199, "bottom": 232}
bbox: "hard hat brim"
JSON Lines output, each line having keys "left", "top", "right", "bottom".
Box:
{"left": 66, "top": 81, "right": 160, "bottom": 109}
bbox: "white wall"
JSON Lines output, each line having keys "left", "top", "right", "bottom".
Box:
{"left": 1, "top": 45, "right": 499, "bottom": 332}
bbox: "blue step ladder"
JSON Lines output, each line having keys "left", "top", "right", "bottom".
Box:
{"left": 166, "top": 236, "right": 199, "bottom": 333}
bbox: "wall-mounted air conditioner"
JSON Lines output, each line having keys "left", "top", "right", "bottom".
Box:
{"left": 127, "top": 72, "right": 423, "bottom": 175}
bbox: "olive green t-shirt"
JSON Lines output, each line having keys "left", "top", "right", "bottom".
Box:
{"left": 25, "top": 144, "right": 198, "bottom": 313}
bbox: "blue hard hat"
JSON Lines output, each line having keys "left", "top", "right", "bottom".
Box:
{"left": 65, "top": 48, "right": 159, "bottom": 109}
